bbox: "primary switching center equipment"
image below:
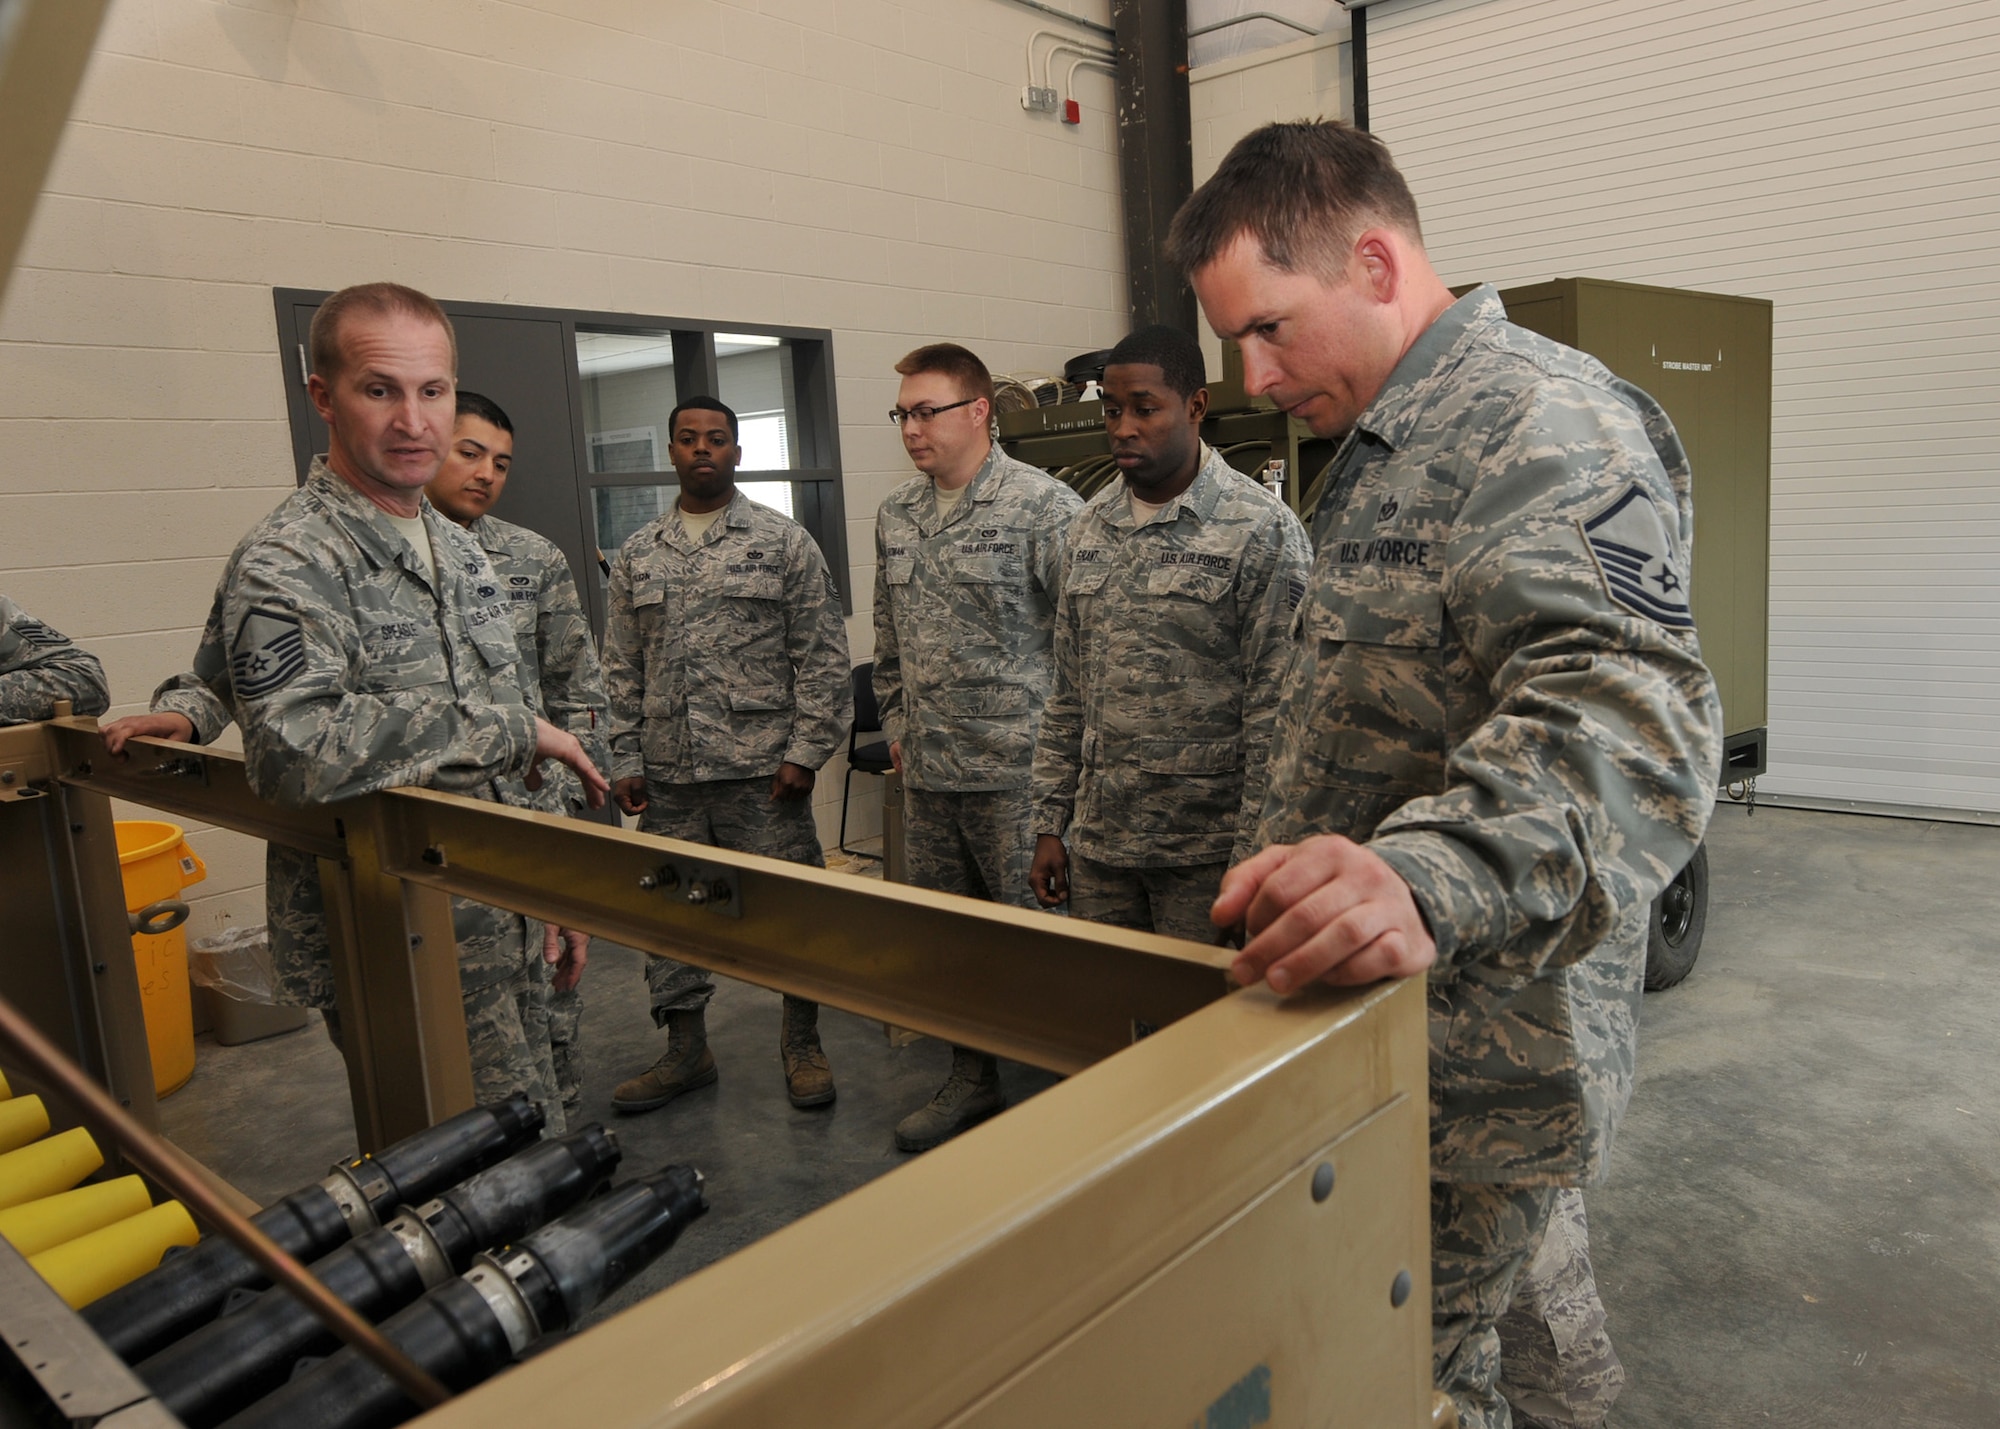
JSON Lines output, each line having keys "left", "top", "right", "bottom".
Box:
{"left": 1000, "top": 278, "right": 1773, "bottom": 988}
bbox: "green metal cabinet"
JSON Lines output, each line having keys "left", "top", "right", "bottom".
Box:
{"left": 1493, "top": 278, "right": 1772, "bottom": 778}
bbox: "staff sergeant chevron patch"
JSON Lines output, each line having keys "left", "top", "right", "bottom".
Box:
{"left": 1580, "top": 484, "right": 1694, "bottom": 629}
{"left": 231, "top": 607, "right": 307, "bottom": 698}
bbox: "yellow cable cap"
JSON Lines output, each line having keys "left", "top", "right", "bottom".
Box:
{"left": 0, "top": 1095, "right": 51, "bottom": 1156}
{"left": 0, "top": 1127, "right": 104, "bottom": 1211}
{"left": 30, "top": 1201, "right": 200, "bottom": 1309}
{"left": 0, "top": 1175, "right": 153, "bottom": 1257}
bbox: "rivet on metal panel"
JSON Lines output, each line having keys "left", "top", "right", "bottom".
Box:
{"left": 421, "top": 845, "right": 447, "bottom": 867}
{"left": 409, "top": 935, "right": 424, "bottom": 948}
{"left": 92, "top": 962, "right": 106, "bottom": 975}
{"left": 686, "top": 883, "right": 708, "bottom": 905}
{"left": 1391, "top": 1269, "right": 1412, "bottom": 1308}
{"left": 1310, "top": 1161, "right": 1335, "bottom": 1202}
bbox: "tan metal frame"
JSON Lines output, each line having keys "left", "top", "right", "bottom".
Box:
{"left": 3, "top": 719, "right": 1443, "bottom": 1424}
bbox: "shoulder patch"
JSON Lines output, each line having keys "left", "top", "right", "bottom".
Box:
{"left": 10, "top": 617, "right": 70, "bottom": 648}
{"left": 1287, "top": 577, "right": 1306, "bottom": 612}
{"left": 230, "top": 607, "right": 307, "bottom": 698}
{"left": 1580, "top": 484, "right": 1693, "bottom": 629}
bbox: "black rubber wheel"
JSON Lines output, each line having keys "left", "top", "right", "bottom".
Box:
{"left": 1645, "top": 842, "right": 1708, "bottom": 991}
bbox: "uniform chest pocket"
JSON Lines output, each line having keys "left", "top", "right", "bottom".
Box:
{"left": 464, "top": 608, "right": 520, "bottom": 677}
{"left": 1145, "top": 559, "right": 1233, "bottom": 604}
{"left": 1296, "top": 576, "right": 1448, "bottom": 793}
{"left": 884, "top": 555, "right": 916, "bottom": 587}
{"left": 1065, "top": 559, "right": 1111, "bottom": 597}
{"left": 355, "top": 614, "right": 448, "bottom": 691}
{"left": 950, "top": 556, "right": 1022, "bottom": 585}
{"left": 721, "top": 568, "right": 785, "bottom": 602}
{"left": 631, "top": 572, "right": 667, "bottom": 611}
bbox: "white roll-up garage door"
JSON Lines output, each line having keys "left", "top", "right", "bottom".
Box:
{"left": 1365, "top": 0, "right": 2000, "bottom": 819}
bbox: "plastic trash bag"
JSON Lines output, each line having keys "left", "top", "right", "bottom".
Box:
{"left": 187, "top": 925, "right": 275, "bottom": 1005}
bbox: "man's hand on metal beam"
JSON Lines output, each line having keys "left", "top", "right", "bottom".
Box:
{"left": 1212, "top": 835, "right": 1437, "bottom": 994}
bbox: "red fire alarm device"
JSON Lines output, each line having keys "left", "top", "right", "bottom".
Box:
{"left": 1062, "top": 98, "right": 1080, "bottom": 125}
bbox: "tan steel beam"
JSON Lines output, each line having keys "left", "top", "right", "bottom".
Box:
{"left": 420, "top": 978, "right": 1432, "bottom": 1428}
{"left": 43, "top": 722, "right": 345, "bottom": 860}
{"left": 369, "top": 786, "right": 1231, "bottom": 1075}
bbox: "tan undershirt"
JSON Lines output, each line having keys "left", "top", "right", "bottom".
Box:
{"left": 385, "top": 511, "right": 436, "bottom": 586}
{"left": 678, "top": 503, "right": 726, "bottom": 542}
{"left": 932, "top": 481, "right": 969, "bottom": 520}
{"left": 1128, "top": 489, "right": 1169, "bottom": 525}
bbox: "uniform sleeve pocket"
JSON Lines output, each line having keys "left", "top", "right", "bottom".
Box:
{"left": 1135, "top": 737, "right": 1241, "bottom": 775}
{"left": 728, "top": 685, "right": 795, "bottom": 712}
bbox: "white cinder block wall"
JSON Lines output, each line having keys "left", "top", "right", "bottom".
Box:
{"left": 0, "top": 0, "right": 1129, "bottom": 938}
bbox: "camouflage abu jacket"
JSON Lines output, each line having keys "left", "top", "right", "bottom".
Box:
{"left": 602, "top": 490, "right": 850, "bottom": 784}
{"left": 219, "top": 460, "right": 539, "bottom": 808}
{"left": 151, "top": 484, "right": 594, "bottom": 1004}
{"left": 0, "top": 593, "right": 109, "bottom": 725}
{"left": 1029, "top": 446, "right": 1310, "bottom": 867}
{"left": 468, "top": 514, "right": 609, "bottom": 813}
{"left": 1261, "top": 286, "right": 1724, "bottom": 1186}
{"left": 872, "top": 445, "right": 1082, "bottom": 792}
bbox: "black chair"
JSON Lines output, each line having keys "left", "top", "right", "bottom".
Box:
{"left": 840, "top": 660, "right": 895, "bottom": 857}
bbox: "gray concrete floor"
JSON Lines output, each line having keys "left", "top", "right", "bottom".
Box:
{"left": 158, "top": 808, "right": 2000, "bottom": 1424}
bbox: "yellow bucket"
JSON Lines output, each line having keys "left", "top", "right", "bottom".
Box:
{"left": 114, "top": 821, "right": 207, "bottom": 1098}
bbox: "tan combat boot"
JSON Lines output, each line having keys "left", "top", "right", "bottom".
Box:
{"left": 780, "top": 996, "right": 836, "bottom": 1109}
{"left": 612, "top": 1010, "right": 717, "bottom": 1113}
{"left": 894, "top": 1046, "right": 1003, "bottom": 1152}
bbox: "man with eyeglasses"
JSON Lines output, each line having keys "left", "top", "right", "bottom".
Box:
{"left": 603, "top": 397, "right": 852, "bottom": 1116}
{"left": 873, "top": 343, "right": 1082, "bottom": 1152}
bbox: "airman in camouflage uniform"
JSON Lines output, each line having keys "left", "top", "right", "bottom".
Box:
{"left": 602, "top": 397, "right": 851, "bottom": 1115}
{"left": 1028, "top": 327, "right": 1310, "bottom": 941}
{"left": 0, "top": 594, "right": 109, "bottom": 723}
{"left": 429, "top": 390, "right": 610, "bottom": 1115}
{"left": 111, "top": 285, "right": 606, "bottom": 1139}
{"left": 1498, "top": 1189, "right": 1625, "bottom": 1428}
{"left": 112, "top": 593, "right": 345, "bottom": 1019}
{"left": 874, "top": 343, "right": 1082, "bottom": 1152}
{"left": 1174, "top": 123, "right": 1722, "bottom": 1428}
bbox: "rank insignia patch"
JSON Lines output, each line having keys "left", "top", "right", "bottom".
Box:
{"left": 1581, "top": 485, "right": 1693, "bottom": 629}
{"left": 10, "top": 618, "right": 69, "bottom": 648}
{"left": 231, "top": 607, "right": 307, "bottom": 698}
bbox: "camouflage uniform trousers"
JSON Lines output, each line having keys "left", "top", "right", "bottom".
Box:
{"left": 547, "top": 985, "right": 584, "bottom": 1109}
{"left": 902, "top": 786, "right": 1039, "bottom": 908}
{"left": 295, "top": 855, "right": 563, "bottom": 1137}
{"left": 1433, "top": 1182, "right": 1560, "bottom": 1429}
{"left": 1499, "top": 1189, "right": 1625, "bottom": 1429}
{"left": 1066, "top": 853, "right": 1225, "bottom": 943}
{"left": 639, "top": 776, "right": 824, "bottom": 1018}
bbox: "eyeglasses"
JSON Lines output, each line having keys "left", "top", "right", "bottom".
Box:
{"left": 888, "top": 398, "right": 977, "bottom": 427}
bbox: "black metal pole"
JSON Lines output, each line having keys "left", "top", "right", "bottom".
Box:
{"left": 1351, "top": 2, "right": 1369, "bottom": 131}
{"left": 1111, "top": 0, "right": 1197, "bottom": 332}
